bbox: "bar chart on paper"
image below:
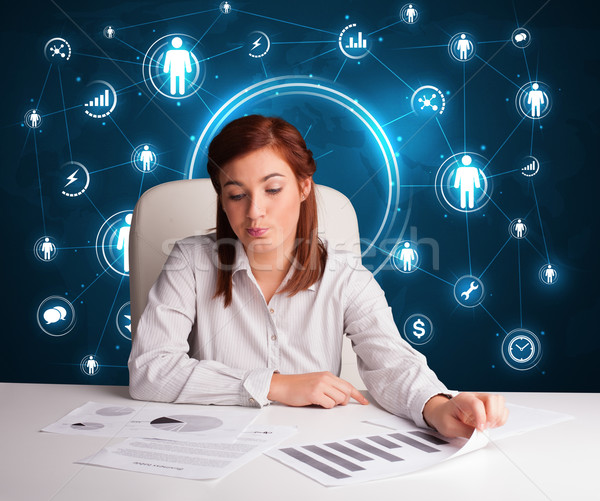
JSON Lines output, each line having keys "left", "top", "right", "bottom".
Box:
{"left": 266, "top": 426, "right": 484, "bottom": 486}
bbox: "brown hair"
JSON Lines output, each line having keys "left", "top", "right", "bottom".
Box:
{"left": 206, "top": 115, "right": 327, "bottom": 307}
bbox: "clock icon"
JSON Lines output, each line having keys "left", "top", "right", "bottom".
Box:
{"left": 501, "top": 329, "right": 542, "bottom": 371}
{"left": 508, "top": 335, "right": 535, "bottom": 363}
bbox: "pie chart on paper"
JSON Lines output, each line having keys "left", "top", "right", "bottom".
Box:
{"left": 96, "top": 406, "right": 135, "bottom": 416}
{"left": 150, "top": 415, "right": 223, "bottom": 433}
{"left": 70, "top": 422, "right": 104, "bottom": 430}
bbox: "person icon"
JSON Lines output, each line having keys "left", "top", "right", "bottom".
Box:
{"left": 86, "top": 356, "right": 99, "bottom": 375}
{"left": 222, "top": 1, "right": 231, "bottom": 13}
{"left": 41, "top": 237, "right": 56, "bottom": 261}
{"left": 527, "top": 83, "right": 545, "bottom": 118}
{"left": 457, "top": 34, "right": 473, "bottom": 60}
{"left": 453, "top": 155, "right": 482, "bottom": 209}
{"left": 544, "top": 265, "right": 557, "bottom": 284}
{"left": 406, "top": 4, "right": 417, "bottom": 23}
{"left": 117, "top": 214, "right": 133, "bottom": 273}
{"left": 106, "top": 26, "right": 115, "bottom": 38}
{"left": 29, "top": 110, "right": 40, "bottom": 128}
{"left": 139, "top": 145, "right": 156, "bottom": 171}
{"left": 163, "top": 37, "right": 192, "bottom": 96}
{"left": 399, "top": 242, "right": 417, "bottom": 272}
{"left": 515, "top": 219, "right": 526, "bottom": 238}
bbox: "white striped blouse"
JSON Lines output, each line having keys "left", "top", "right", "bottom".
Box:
{"left": 128, "top": 233, "right": 453, "bottom": 428}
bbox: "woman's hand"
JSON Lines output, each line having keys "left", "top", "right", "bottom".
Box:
{"left": 267, "top": 371, "right": 369, "bottom": 408}
{"left": 423, "top": 392, "right": 509, "bottom": 438}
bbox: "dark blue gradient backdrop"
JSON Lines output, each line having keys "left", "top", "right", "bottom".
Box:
{"left": 2, "top": 0, "right": 598, "bottom": 391}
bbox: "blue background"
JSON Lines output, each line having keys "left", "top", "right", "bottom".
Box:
{"left": 2, "top": 0, "right": 599, "bottom": 391}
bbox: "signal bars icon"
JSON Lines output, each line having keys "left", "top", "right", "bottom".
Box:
{"left": 83, "top": 80, "right": 117, "bottom": 119}
{"left": 521, "top": 156, "right": 539, "bottom": 177}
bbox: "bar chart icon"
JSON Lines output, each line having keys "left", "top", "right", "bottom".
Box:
{"left": 345, "top": 31, "right": 367, "bottom": 49}
{"left": 83, "top": 81, "right": 117, "bottom": 119}
{"left": 338, "top": 24, "right": 369, "bottom": 60}
{"left": 521, "top": 156, "right": 539, "bottom": 177}
{"left": 85, "top": 90, "right": 110, "bottom": 108}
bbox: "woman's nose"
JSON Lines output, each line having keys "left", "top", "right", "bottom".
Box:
{"left": 246, "top": 196, "right": 265, "bottom": 219}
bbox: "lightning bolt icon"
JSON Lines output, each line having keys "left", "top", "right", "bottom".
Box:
{"left": 252, "top": 37, "right": 262, "bottom": 51}
{"left": 65, "top": 169, "right": 79, "bottom": 188}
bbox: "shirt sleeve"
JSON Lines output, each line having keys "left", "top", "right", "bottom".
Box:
{"left": 343, "top": 260, "right": 457, "bottom": 428}
{"left": 128, "top": 241, "right": 277, "bottom": 408}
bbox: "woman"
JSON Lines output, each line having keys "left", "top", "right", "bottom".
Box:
{"left": 128, "top": 115, "right": 508, "bottom": 438}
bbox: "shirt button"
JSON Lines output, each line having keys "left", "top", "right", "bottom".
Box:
{"left": 269, "top": 308, "right": 275, "bottom": 314}
{"left": 249, "top": 398, "right": 255, "bottom": 404}
{"left": 271, "top": 335, "right": 277, "bottom": 341}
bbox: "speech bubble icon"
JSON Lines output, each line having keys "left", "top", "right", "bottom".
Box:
{"left": 55, "top": 306, "right": 67, "bottom": 320}
{"left": 43, "top": 308, "right": 61, "bottom": 324}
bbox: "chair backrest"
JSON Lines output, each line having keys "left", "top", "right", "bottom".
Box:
{"left": 129, "top": 178, "right": 365, "bottom": 389}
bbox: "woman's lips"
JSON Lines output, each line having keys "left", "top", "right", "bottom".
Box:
{"left": 247, "top": 228, "right": 268, "bottom": 237}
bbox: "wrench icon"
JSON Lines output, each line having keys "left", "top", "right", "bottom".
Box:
{"left": 461, "top": 281, "right": 479, "bottom": 300}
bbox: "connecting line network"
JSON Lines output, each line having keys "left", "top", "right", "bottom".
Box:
{"left": 20, "top": 2, "right": 556, "bottom": 378}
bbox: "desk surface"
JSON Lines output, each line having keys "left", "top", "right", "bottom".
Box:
{"left": 0, "top": 383, "right": 598, "bottom": 501}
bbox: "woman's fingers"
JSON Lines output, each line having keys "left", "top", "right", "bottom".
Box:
{"left": 320, "top": 373, "right": 369, "bottom": 407}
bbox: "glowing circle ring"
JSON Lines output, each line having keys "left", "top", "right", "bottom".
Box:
{"left": 435, "top": 152, "right": 492, "bottom": 213}
{"left": 37, "top": 296, "right": 76, "bottom": 337}
{"left": 338, "top": 24, "right": 370, "bottom": 60}
{"left": 83, "top": 80, "right": 117, "bottom": 119}
{"left": 248, "top": 31, "right": 270, "bottom": 58}
{"left": 501, "top": 329, "right": 542, "bottom": 371}
{"left": 116, "top": 301, "right": 132, "bottom": 341}
{"left": 95, "top": 210, "right": 133, "bottom": 277}
{"left": 143, "top": 33, "right": 206, "bottom": 100}
{"left": 188, "top": 76, "right": 402, "bottom": 275}
{"left": 515, "top": 81, "right": 552, "bottom": 120}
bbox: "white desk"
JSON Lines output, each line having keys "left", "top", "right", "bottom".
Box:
{"left": 0, "top": 383, "right": 597, "bottom": 501}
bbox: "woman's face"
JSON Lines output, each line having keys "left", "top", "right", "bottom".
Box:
{"left": 219, "top": 147, "right": 311, "bottom": 266}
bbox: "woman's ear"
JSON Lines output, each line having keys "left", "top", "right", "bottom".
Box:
{"left": 300, "top": 177, "right": 312, "bottom": 200}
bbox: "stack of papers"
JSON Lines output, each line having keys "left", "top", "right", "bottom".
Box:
{"left": 42, "top": 401, "right": 572, "bottom": 484}
{"left": 42, "top": 401, "right": 296, "bottom": 479}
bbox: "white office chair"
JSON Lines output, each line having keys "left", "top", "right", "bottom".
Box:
{"left": 129, "top": 178, "right": 365, "bottom": 389}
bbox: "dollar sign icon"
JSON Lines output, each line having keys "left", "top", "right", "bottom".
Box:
{"left": 413, "top": 318, "right": 426, "bottom": 338}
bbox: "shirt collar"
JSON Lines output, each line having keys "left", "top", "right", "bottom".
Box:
{"left": 220, "top": 237, "right": 317, "bottom": 292}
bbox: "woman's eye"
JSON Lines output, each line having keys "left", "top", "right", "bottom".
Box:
{"left": 228, "top": 188, "right": 280, "bottom": 200}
